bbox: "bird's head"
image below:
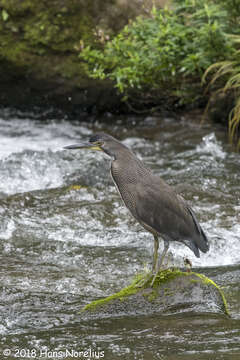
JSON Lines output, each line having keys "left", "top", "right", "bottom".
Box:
{"left": 64, "top": 133, "right": 127, "bottom": 159}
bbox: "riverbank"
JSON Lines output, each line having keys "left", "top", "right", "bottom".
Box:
{"left": 0, "top": 0, "right": 167, "bottom": 114}
{"left": 0, "top": 0, "right": 239, "bottom": 147}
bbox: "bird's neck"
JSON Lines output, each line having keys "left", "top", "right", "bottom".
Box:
{"left": 111, "top": 150, "right": 150, "bottom": 184}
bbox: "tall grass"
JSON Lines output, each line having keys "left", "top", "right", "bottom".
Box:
{"left": 203, "top": 36, "right": 240, "bottom": 149}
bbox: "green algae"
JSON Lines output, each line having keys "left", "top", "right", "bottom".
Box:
{"left": 0, "top": 0, "right": 146, "bottom": 110}
{"left": 82, "top": 268, "right": 230, "bottom": 316}
{"left": 151, "top": 268, "right": 184, "bottom": 287}
{"left": 82, "top": 268, "right": 184, "bottom": 312}
{"left": 192, "top": 272, "right": 230, "bottom": 317}
{"left": 0, "top": 0, "right": 98, "bottom": 88}
{"left": 0, "top": 0, "right": 137, "bottom": 87}
{"left": 82, "top": 273, "right": 143, "bottom": 312}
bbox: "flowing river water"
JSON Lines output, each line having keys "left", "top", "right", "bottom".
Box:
{"left": 0, "top": 109, "right": 239, "bottom": 360}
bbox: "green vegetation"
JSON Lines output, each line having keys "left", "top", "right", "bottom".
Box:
{"left": 1, "top": 0, "right": 149, "bottom": 111}
{"left": 82, "top": 268, "right": 182, "bottom": 312}
{"left": 82, "top": 273, "right": 141, "bottom": 312}
{"left": 193, "top": 272, "right": 230, "bottom": 317}
{"left": 82, "top": 268, "right": 229, "bottom": 317}
{"left": 203, "top": 48, "right": 240, "bottom": 149}
{"left": 81, "top": 0, "right": 240, "bottom": 145}
{"left": 0, "top": 0, "right": 95, "bottom": 81}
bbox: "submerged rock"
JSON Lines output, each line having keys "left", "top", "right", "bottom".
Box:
{"left": 81, "top": 269, "right": 229, "bottom": 319}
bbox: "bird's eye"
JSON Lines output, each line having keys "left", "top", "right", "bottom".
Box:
{"left": 94, "top": 141, "right": 103, "bottom": 146}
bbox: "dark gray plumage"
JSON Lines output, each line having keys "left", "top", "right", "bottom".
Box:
{"left": 64, "top": 133, "right": 209, "bottom": 284}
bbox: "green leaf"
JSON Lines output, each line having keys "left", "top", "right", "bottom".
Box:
{"left": 2, "top": 9, "right": 9, "bottom": 22}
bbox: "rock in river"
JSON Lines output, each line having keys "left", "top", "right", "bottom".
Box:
{"left": 81, "top": 269, "right": 229, "bottom": 320}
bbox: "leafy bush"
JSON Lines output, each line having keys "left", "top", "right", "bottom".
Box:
{"left": 81, "top": 0, "right": 237, "bottom": 106}
{"left": 81, "top": 0, "right": 240, "bottom": 146}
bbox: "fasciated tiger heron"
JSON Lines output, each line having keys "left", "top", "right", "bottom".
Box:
{"left": 64, "top": 133, "right": 209, "bottom": 285}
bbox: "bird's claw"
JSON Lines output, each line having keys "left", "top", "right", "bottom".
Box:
{"left": 136, "top": 271, "right": 159, "bottom": 288}
{"left": 150, "top": 272, "right": 157, "bottom": 287}
{"left": 135, "top": 273, "right": 153, "bottom": 288}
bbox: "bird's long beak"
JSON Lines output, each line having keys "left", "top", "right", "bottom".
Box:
{"left": 63, "top": 142, "right": 102, "bottom": 151}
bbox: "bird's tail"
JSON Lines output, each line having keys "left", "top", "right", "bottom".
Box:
{"left": 187, "top": 206, "right": 210, "bottom": 255}
{"left": 197, "top": 226, "right": 209, "bottom": 253}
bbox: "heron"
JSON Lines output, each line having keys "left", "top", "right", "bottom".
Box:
{"left": 64, "top": 133, "right": 209, "bottom": 286}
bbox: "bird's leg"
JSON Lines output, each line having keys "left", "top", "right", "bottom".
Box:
{"left": 151, "top": 239, "right": 169, "bottom": 287}
{"left": 157, "top": 239, "right": 170, "bottom": 270}
{"left": 152, "top": 234, "right": 159, "bottom": 273}
{"left": 135, "top": 235, "right": 159, "bottom": 288}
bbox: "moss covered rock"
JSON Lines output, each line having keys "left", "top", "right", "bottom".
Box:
{"left": 81, "top": 269, "right": 229, "bottom": 319}
{"left": 0, "top": 0, "right": 167, "bottom": 113}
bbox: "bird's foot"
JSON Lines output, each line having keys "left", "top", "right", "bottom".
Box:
{"left": 150, "top": 272, "right": 158, "bottom": 287}
{"left": 136, "top": 267, "right": 177, "bottom": 288}
{"left": 151, "top": 267, "right": 167, "bottom": 287}
{"left": 135, "top": 269, "right": 164, "bottom": 288}
{"left": 135, "top": 273, "right": 153, "bottom": 288}
{"left": 138, "top": 268, "right": 165, "bottom": 288}
{"left": 150, "top": 266, "right": 173, "bottom": 287}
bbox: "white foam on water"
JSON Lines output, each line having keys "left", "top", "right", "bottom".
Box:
{"left": 0, "top": 218, "right": 15, "bottom": 241}
{"left": 0, "top": 117, "right": 91, "bottom": 159}
{"left": 0, "top": 118, "right": 92, "bottom": 194}
{"left": 196, "top": 132, "right": 226, "bottom": 159}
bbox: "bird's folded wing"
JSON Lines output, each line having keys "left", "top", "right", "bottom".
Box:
{"left": 133, "top": 182, "right": 200, "bottom": 241}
